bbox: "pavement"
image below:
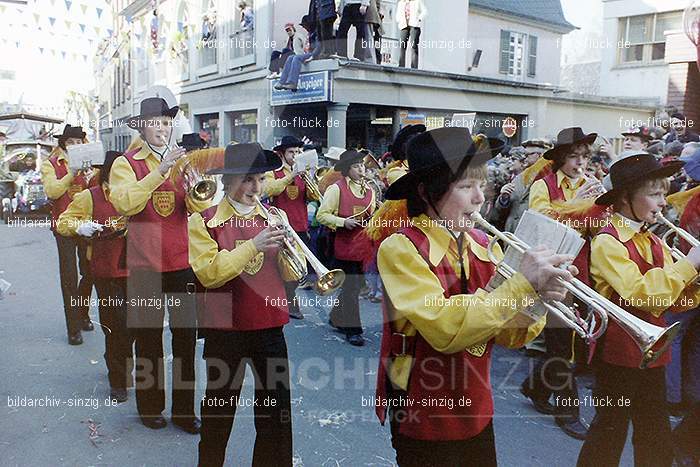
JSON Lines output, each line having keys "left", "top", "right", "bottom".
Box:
{"left": 0, "top": 220, "right": 637, "bottom": 466}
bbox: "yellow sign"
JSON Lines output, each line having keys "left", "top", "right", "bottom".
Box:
{"left": 152, "top": 191, "right": 175, "bottom": 217}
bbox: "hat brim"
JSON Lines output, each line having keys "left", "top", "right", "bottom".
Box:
{"left": 207, "top": 150, "right": 282, "bottom": 175}
{"left": 55, "top": 130, "right": 86, "bottom": 139}
{"left": 595, "top": 161, "right": 684, "bottom": 205}
{"left": 543, "top": 133, "right": 598, "bottom": 161}
{"left": 385, "top": 144, "right": 494, "bottom": 200}
{"left": 334, "top": 152, "right": 365, "bottom": 172}
{"left": 621, "top": 132, "right": 653, "bottom": 140}
{"left": 126, "top": 105, "right": 180, "bottom": 130}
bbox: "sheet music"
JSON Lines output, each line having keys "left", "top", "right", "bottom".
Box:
{"left": 486, "top": 209, "right": 585, "bottom": 319}
{"left": 67, "top": 142, "right": 105, "bottom": 170}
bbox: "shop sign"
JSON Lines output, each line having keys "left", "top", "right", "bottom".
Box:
{"left": 270, "top": 71, "right": 332, "bottom": 106}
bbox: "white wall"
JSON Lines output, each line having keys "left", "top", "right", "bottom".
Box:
{"left": 598, "top": 0, "right": 687, "bottom": 104}
{"left": 467, "top": 11, "right": 564, "bottom": 85}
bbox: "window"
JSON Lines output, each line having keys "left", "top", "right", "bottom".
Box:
{"left": 199, "top": 0, "right": 218, "bottom": 69}
{"left": 230, "top": 110, "right": 257, "bottom": 143}
{"left": 527, "top": 35, "right": 537, "bottom": 77}
{"left": 618, "top": 11, "right": 682, "bottom": 64}
{"left": 229, "top": 0, "right": 255, "bottom": 65}
{"left": 499, "top": 30, "right": 534, "bottom": 78}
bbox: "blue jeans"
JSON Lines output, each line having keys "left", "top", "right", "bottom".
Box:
{"left": 665, "top": 309, "right": 700, "bottom": 404}
{"left": 279, "top": 52, "right": 314, "bottom": 86}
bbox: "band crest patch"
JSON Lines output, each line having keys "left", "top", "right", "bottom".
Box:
{"left": 466, "top": 343, "right": 487, "bottom": 357}
{"left": 152, "top": 191, "right": 175, "bottom": 217}
{"left": 236, "top": 240, "right": 264, "bottom": 275}
{"left": 286, "top": 185, "right": 299, "bottom": 200}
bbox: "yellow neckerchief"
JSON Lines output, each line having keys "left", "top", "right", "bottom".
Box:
{"left": 205, "top": 196, "right": 268, "bottom": 228}
{"left": 410, "top": 214, "right": 491, "bottom": 268}
{"left": 556, "top": 169, "right": 586, "bottom": 192}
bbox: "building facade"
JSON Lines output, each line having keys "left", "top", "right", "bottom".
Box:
{"left": 97, "top": 0, "right": 656, "bottom": 153}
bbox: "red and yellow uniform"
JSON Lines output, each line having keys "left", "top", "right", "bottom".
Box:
{"left": 264, "top": 165, "right": 318, "bottom": 233}
{"left": 376, "top": 214, "right": 544, "bottom": 439}
{"left": 529, "top": 169, "right": 586, "bottom": 214}
{"left": 41, "top": 147, "right": 99, "bottom": 232}
{"left": 188, "top": 197, "right": 301, "bottom": 330}
{"left": 590, "top": 213, "right": 700, "bottom": 367}
{"left": 108, "top": 146, "right": 210, "bottom": 271}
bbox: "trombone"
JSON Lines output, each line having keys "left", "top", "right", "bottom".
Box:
{"left": 657, "top": 214, "right": 700, "bottom": 260}
{"left": 254, "top": 196, "right": 345, "bottom": 295}
{"left": 470, "top": 212, "right": 680, "bottom": 369}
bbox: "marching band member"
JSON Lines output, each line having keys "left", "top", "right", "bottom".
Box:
{"left": 524, "top": 127, "right": 604, "bottom": 439}
{"left": 109, "top": 97, "right": 207, "bottom": 432}
{"left": 577, "top": 152, "right": 700, "bottom": 467}
{"left": 57, "top": 151, "right": 133, "bottom": 403}
{"left": 385, "top": 124, "right": 425, "bottom": 186}
{"left": 375, "top": 127, "right": 576, "bottom": 466}
{"left": 189, "top": 143, "right": 297, "bottom": 467}
{"left": 265, "top": 135, "right": 318, "bottom": 319}
{"left": 40, "top": 124, "right": 97, "bottom": 345}
{"left": 317, "top": 150, "right": 376, "bottom": 346}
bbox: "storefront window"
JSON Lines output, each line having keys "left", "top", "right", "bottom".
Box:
{"left": 230, "top": 111, "right": 257, "bottom": 143}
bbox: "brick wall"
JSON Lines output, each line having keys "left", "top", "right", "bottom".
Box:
{"left": 668, "top": 62, "right": 700, "bottom": 128}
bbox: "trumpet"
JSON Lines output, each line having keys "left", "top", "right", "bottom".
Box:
{"left": 657, "top": 214, "right": 700, "bottom": 260}
{"left": 299, "top": 169, "right": 322, "bottom": 201}
{"left": 254, "top": 196, "right": 345, "bottom": 295}
{"left": 347, "top": 177, "right": 382, "bottom": 220}
{"left": 470, "top": 212, "right": 680, "bottom": 368}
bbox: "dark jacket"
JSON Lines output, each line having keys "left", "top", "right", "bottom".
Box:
{"left": 309, "top": 0, "right": 337, "bottom": 22}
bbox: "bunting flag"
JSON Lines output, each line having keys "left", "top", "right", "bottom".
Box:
{"left": 49, "top": 17, "right": 56, "bottom": 26}
{"left": 64, "top": 0, "right": 71, "bottom": 11}
{"left": 50, "top": 0, "right": 55, "bottom": 5}
{"left": 61, "top": 51, "right": 66, "bottom": 59}
{"left": 79, "top": 24, "right": 85, "bottom": 33}
{"left": 0, "top": 5, "right": 5, "bottom": 13}
{"left": 107, "top": 28, "right": 113, "bottom": 36}
{"left": 33, "top": 13, "right": 39, "bottom": 23}
{"left": 96, "top": 7, "right": 103, "bottom": 18}
{"left": 80, "top": 3, "right": 87, "bottom": 14}
{"left": 95, "top": 26, "right": 101, "bottom": 35}
{"left": 39, "top": 47, "right": 44, "bottom": 54}
{"left": 82, "top": 54, "right": 87, "bottom": 62}
{"left": 65, "top": 20, "right": 72, "bottom": 29}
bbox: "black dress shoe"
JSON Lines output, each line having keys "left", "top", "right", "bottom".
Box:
{"left": 140, "top": 415, "right": 167, "bottom": 430}
{"left": 109, "top": 388, "right": 128, "bottom": 403}
{"left": 555, "top": 417, "right": 589, "bottom": 440}
{"left": 68, "top": 332, "right": 83, "bottom": 346}
{"left": 173, "top": 417, "right": 201, "bottom": 434}
{"left": 81, "top": 320, "right": 94, "bottom": 331}
{"left": 520, "top": 384, "right": 556, "bottom": 415}
{"left": 347, "top": 334, "right": 365, "bottom": 347}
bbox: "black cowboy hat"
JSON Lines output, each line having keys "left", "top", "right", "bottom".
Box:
{"left": 385, "top": 127, "right": 493, "bottom": 200}
{"left": 179, "top": 133, "right": 207, "bottom": 151}
{"left": 543, "top": 127, "right": 598, "bottom": 161}
{"left": 621, "top": 126, "right": 654, "bottom": 141}
{"left": 389, "top": 124, "right": 426, "bottom": 161}
{"left": 273, "top": 135, "right": 304, "bottom": 152}
{"left": 126, "top": 97, "right": 179, "bottom": 130}
{"left": 595, "top": 151, "right": 684, "bottom": 206}
{"left": 54, "top": 124, "right": 86, "bottom": 140}
{"left": 207, "top": 143, "right": 282, "bottom": 175}
{"left": 300, "top": 14, "right": 315, "bottom": 29}
{"left": 333, "top": 149, "right": 365, "bottom": 173}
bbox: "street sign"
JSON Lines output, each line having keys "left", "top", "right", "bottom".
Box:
{"left": 502, "top": 117, "right": 517, "bottom": 138}
{"left": 270, "top": 71, "right": 332, "bottom": 106}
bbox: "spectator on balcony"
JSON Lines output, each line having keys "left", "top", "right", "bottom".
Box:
{"left": 308, "top": 0, "right": 337, "bottom": 59}
{"left": 397, "top": 0, "right": 427, "bottom": 69}
{"left": 238, "top": 1, "right": 254, "bottom": 31}
{"left": 335, "top": 0, "right": 375, "bottom": 63}
{"left": 357, "top": 0, "right": 383, "bottom": 64}
{"left": 274, "top": 16, "right": 320, "bottom": 92}
{"left": 267, "top": 23, "right": 305, "bottom": 79}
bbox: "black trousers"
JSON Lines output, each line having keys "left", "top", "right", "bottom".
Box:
{"left": 522, "top": 327, "right": 580, "bottom": 418}
{"left": 390, "top": 412, "right": 497, "bottom": 467}
{"left": 674, "top": 403, "right": 700, "bottom": 459}
{"left": 329, "top": 259, "right": 363, "bottom": 335}
{"left": 399, "top": 26, "right": 421, "bottom": 68}
{"left": 127, "top": 267, "right": 197, "bottom": 419}
{"left": 269, "top": 48, "right": 293, "bottom": 73}
{"left": 577, "top": 362, "right": 673, "bottom": 467}
{"left": 336, "top": 5, "right": 374, "bottom": 62}
{"left": 54, "top": 234, "right": 92, "bottom": 335}
{"left": 198, "top": 327, "right": 292, "bottom": 467}
{"left": 317, "top": 17, "right": 336, "bottom": 56}
{"left": 93, "top": 276, "right": 134, "bottom": 389}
